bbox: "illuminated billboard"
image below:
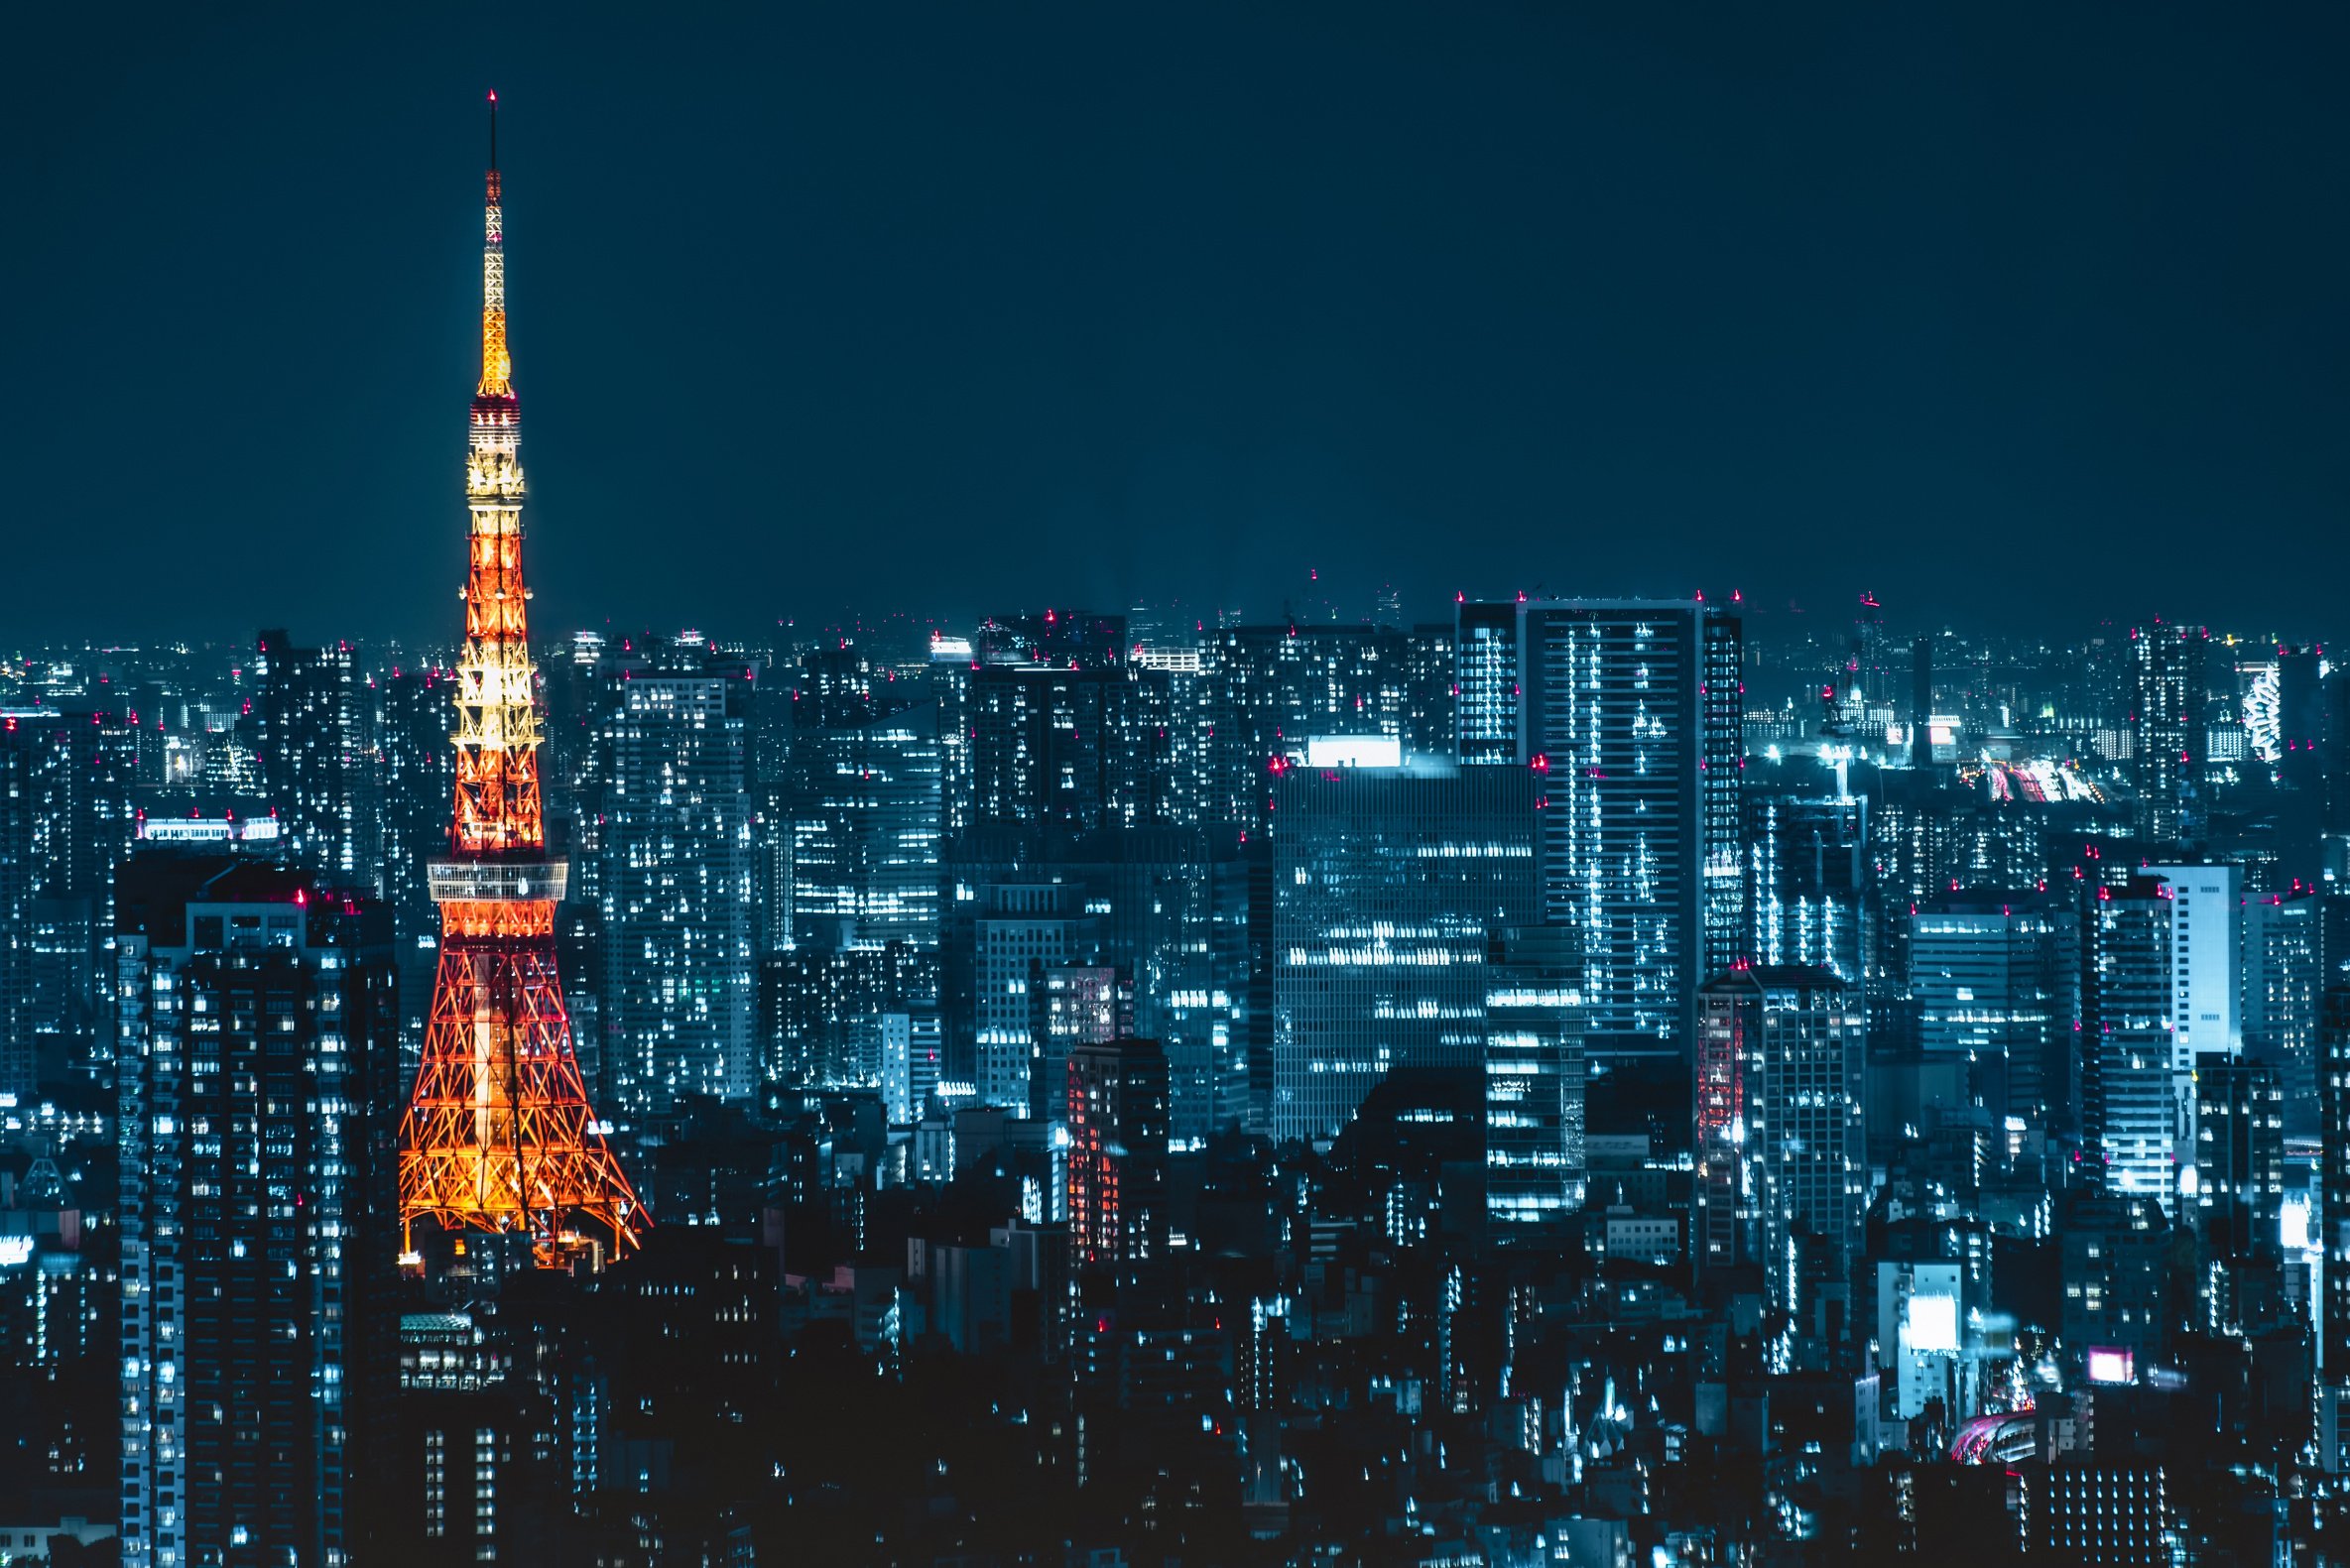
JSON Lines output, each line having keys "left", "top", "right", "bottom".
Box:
{"left": 1906, "top": 1291, "right": 1959, "bottom": 1354}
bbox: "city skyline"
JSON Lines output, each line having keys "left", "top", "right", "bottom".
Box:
{"left": 9, "top": 11, "right": 2350, "bottom": 1565}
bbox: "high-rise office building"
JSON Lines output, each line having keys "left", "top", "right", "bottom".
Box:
{"left": 0, "top": 705, "right": 139, "bottom": 1096}
{"left": 2145, "top": 862, "right": 2241, "bottom": 1059}
{"left": 2243, "top": 889, "right": 2321, "bottom": 1135}
{"left": 1401, "top": 622, "right": 1457, "bottom": 762}
{"left": 382, "top": 1310, "right": 542, "bottom": 1565}
{"left": 2264, "top": 645, "right": 2329, "bottom": 888}
{"left": 114, "top": 852, "right": 400, "bottom": 1568}
{"left": 1744, "top": 781, "right": 1869, "bottom": 987}
{"left": 1453, "top": 601, "right": 1520, "bottom": 765}
{"left": 1498, "top": 599, "right": 1745, "bottom": 1060}
{"left": 1909, "top": 891, "right": 2082, "bottom": 1136}
{"left": 2131, "top": 621, "right": 2201, "bottom": 844}
{"left": 1269, "top": 760, "right": 1539, "bottom": 1143}
{"left": 2058, "top": 1190, "right": 2174, "bottom": 1375}
{"left": 1205, "top": 623, "right": 1424, "bottom": 828}
{"left": 1034, "top": 963, "right": 1124, "bottom": 1122}
{"left": 1850, "top": 593, "right": 1889, "bottom": 709}
{"left": 253, "top": 631, "right": 381, "bottom": 891}
{"left": 0, "top": 1139, "right": 112, "bottom": 1500}
{"left": 1132, "top": 641, "right": 1217, "bottom": 827}
{"left": 961, "top": 615, "right": 1174, "bottom": 834}
{"left": 1908, "top": 632, "right": 1933, "bottom": 770}
{"left": 1859, "top": 769, "right": 1964, "bottom": 998}
{"left": 374, "top": 665, "right": 456, "bottom": 1051}
{"left": 2086, "top": 877, "right": 2181, "bottom": 1217}
{"left": 972, "top": 881, "right": 1089, "bottom": 1114}
{"left": 1693, "top": 965, "right": 1865, "bottom": 1311}
{"left": 596, "top": 649, "right": 759, "bottom": 1111}
{"left": 1066, "top": 1035, "right": 1171, "bottom": 1271}
{"left": 0, "top": 715, "right": 61, "bottom": 1100}
{"left": 760, "top": 939, "right": 937, "bottom": 1092}
{"left": 2013, "top": 1464, "right": 2171, "bottom": 1563}
{"left": 945, "top": 826, "right": 1247, "bottom": 1141}
{"left": 2193, "top": 1058, "right": 2283, "bottom": 1333}
{"left": 786, "top": 646, "right": 943, "bottom": 953}
{"left": 1481, "top": 925, "right": 1587, "bottom": 1227}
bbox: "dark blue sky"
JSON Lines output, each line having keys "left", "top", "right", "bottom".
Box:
{"left": 7, "top": 4, "right": 2345, "bottom": 644}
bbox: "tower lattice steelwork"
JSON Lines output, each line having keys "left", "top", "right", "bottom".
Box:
{"left": 397, "top": 95, "right": 645, "bottom": 1268}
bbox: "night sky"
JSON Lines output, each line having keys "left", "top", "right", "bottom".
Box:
{"left": 7, "top": 5, "right": 2346, "bottom": 645}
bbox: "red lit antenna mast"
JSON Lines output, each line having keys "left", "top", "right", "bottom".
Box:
{"left": 397, "top": 94, "right": 646, "bottom": 1269}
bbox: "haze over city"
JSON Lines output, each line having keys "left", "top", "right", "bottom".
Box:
{"left": 8, "top": 4, "right": 2348, "bottom": 640}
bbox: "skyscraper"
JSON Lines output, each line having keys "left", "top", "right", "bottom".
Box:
{"left": 0, "top": 705, "right": 139, "bottom": 1097}
{"left": 1270, "top": 760, "right": 1539, "bottom": 1143}
{"left": 944, "top": 826, "right": 1246, "bottom": 1140}
{"left": 2192, "top": 1058, "right": 2283, "bottom": 1333}
{"left": 596, "top": 646, "right": 759, "bottom": 1112}
{"left": 1206, "top": 622, "right": 1425, "bottom": 828}
{"left": 383, "top": 1311, "right": 542, "bottom": 1564}
{"left": 880, "top": 1007, "right": 944, "bottom": 1125}
{"left": 1743, "top": 779, "right": 1869, "bottom": 987}
{"left": 786, "top": 645, "right": 943, "bottom": 953}
{"left": 1481, "top": 925, "right": 1587, "bottom": 1227}
{"left": 1500, "top": 599, "right": 1745, "bottom": 1063}
{"left": 1694, "top": 965, "right": 1865, "bottom": 1311}
{"left": 1034, "top": 963, "right": 1123, "bottom": 1122}
{"left": 761, "top": 939, "right": 937, "bottom": 1093}
{"left": 1402, "top": 621, "right": 1458, "bottom": 762}
{"left": 1909, "top": 890, "right": 2082, "bottom": 1137}
{"left": 1908, "top": 631, "right": 1933, "bottom": 770}
{"left": 2144, "top": 862, "right": 2241, "bottom": 1060}
{"left": 253, "top": 630, "right": 380, "bottom": 892}
{"left": 375, "top": 664, "right": 456, "bottom": 1053}
{"left": 1066, "top": 1035, "right": 1171, "bottom": 1271}
{"left": 972, "top": 880, "right": 1088, "bottom": 1113}
{"left": 2131, "top": 621, "right": 2200, "bottom": 845}
{"left": 114, "top": 852, "right": 400, "bottom": 1568}
{"left": 2086, "top": 877, "right": 2180, "bottom": 1217}
{"left": 961, "top": 614, "right": 1173, "bottom": 833}
{"left": 1452, "top": 600, "right": 1520, "bottom": 765}
{"left": 2243, "top": 889, "right": 2321, "bottom": 1135}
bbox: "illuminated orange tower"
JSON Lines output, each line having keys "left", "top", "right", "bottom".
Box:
{"left": 397, "top": 94, "right": 645, "bottom": 1268}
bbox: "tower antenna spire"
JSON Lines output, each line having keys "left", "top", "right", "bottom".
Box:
{"left": 477, "top": 92, "right": 511, "bottom": 400}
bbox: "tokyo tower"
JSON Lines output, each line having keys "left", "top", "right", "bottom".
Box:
{"left": 397, "top": 94, "right": 646, "bottom": 1269}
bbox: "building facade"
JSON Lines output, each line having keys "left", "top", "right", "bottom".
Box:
{"left": 1909, "top": 891, "right": 2081, "bottom": 1137}
{"left": 2086, "top": 878, "right": 2181, "bottom": 1217}
{"left": 2131, "top": 621, "right": 2200, "bottom": 844}
{"left": 1507, "top": 599, "right": 1745, "bottom": 1059}
{"left": 114, "top": 853, "right": 399, "bottom": 1568}
{"left": 785, "top": 646, "right": 943, "bottom": 954}
{"left": 1693, "top": 965, "right": 1865, "bottom": 1311}
{"left": 1270, "top": 761, "right": 1539, "bottom": 1143}
{"left": 596, "top": 659, "right": 758, "bottom": 1111}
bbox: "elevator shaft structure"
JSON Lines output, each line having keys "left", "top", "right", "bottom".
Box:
{"left": 397, "top": 95, "right": 645, "bottom": 1268}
